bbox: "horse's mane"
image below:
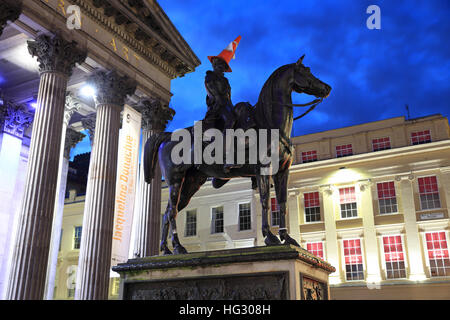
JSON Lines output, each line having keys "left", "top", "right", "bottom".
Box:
{"left": 254, "top": 63, "right": 294, "bottom": 129}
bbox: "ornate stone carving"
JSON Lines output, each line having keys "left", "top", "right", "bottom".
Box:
{"left": 0, "top": 0, "right": 22, "bottom": 37}
{"left": 27, "top": 33, "right": 87, "bottom": 76}
{"left": 81, "top": 113, "right": 96, "bottom": 143}
{"left": 64, "top": 92, "right": 81, "bottom": 126}
{"left": 135, "top": 99, "right": 175, "bottom": 132}
{"left": 87, "top": 70, "right": 136, "bottom": 107}
{"left": 64, "top": 128, "right": 85, "bottom": 159}
{"left": 1, "top": 102, "right": 33, "bottom": 139}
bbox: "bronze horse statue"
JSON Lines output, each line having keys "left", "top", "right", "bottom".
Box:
{"left": 144, "top": 55, "right": 331, "bottom": 254}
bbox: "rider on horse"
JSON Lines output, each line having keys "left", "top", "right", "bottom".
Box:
{"left": 204, "top": 36, "right": 243, "bottom": 172}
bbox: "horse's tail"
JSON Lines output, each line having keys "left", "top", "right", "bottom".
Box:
{"left": 144, "top": 132, "right": 171, "bottom": 183}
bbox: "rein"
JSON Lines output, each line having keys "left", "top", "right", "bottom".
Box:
{"left": 273, "top": 98, "right": 323, "bottom": 121}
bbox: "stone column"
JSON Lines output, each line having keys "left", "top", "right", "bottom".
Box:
{"left": 75, "top": 70, "right": 136, "bottom": 300}
{"left": 320, "top": 185, "right": 341, "bottom": 284}
{"left": 0, "top": 0, "right": 22, "bottom": 37}
{"left": 6, "top": 34, "right": 86, "bottom": 300}
{"left": 45, "top": 93, "right": 85, "bottom": 300}
{"left": 0, "top": 103, "right": 33, "bottom": 298}
{"left": 396, "top": 175, "right": 426, "bottom": 281}
{"left": 133, "top": 99, "right": 174, "bottom": 257}
{"left": 81, "top": 112, "right": 96, "bottom": 146}
{"left": 287, "top": 191, "right": 301, "bottom": 244}
{"left": 359, "top": 181, "right": 382, "bottom": 284}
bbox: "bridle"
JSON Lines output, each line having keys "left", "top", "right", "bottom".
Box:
{"left": 274, "top": 98, "right": 323, "bottom": 121}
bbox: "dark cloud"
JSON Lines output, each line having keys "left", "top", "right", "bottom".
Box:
{"left": 162, "top": 1, "right": 450, "bottom": 135}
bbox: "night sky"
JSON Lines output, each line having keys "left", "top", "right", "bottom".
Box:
{"left": 72, "top": 0, "right": 450, "bottom": 158}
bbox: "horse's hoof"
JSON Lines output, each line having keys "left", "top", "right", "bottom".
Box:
{"left": 160, "top": 244, "right": 172, "bottom": 255}
{"left": 264, "top": 232, "right": 281, "bottom": 246}
{"left": 279, "top": 232, "right": 300, "bottom": 247}
{"left": 173, "top": 245, "right": 188, "bottom": 254}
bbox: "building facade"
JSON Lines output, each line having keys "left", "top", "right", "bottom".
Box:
{"left": 163, "top": 114, "right": 450, "bottom": 299}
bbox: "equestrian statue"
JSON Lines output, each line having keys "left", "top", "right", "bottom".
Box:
{"left": 144, "top": 36, "right": 331, "bottom": 254}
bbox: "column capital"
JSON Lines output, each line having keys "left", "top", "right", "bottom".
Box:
{"left": 64, "top": 92, "right": 81, "bottom": 126}
{"left": 64, "top": 128, "right": 85, "bottom": 159}
{"left": 1, "top": 102, "right": 33, "bottom": 139}
{"left": 0, "top": 0, "right": 22, "bottom": 37}
{"left": 88, "top": 70, "right": 136, "bottom": 108}
{"left": 81, "top": 113, "right": 96, "bottom": 144}
{"left": 27, "top": 33, "right": 87, "bottom": 76}
{"left": 135, "top": 99, "right": 175, "bottom": 132}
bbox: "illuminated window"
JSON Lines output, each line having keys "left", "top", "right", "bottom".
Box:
{"left": 304, "top": 192, "right": 320, "bottom": 222}
{"left": 372, "top": 137, "right": 391, "bottom": 151}
{"left": 238, "top": 203, "right": 251, "bottom": 231}
{"left": 418, "top": 176, "right": 441, "bottom": 210}
{"left": 382, "top": 235, "right": 406, "bottom": 279}
{"left": 301, "top": 150, "right": 318, "bottom": 163}
{"left": 185, "top": 209, "right": 197, "bottom": 237}
{"left": 411, "top": 130, "right": 431, "bottom": 145}
{"left": 73, "top": 226, "right": 82, "bottom": 249}
{"left": 339, "top": 187, "right": 357, "bottom": 219}
{"left": 271, "top": 198, "right": 280, "bottom": 226}
{"left": 343, "top": 239, "right": 364, "bottom": 281}
{"left": 425, "top": 232, "right": 450, "bottom": 277}
{"left": 211, "top": 206, "right": 224, "bottom": 234}
{"left": 336, "top": 144, "right": 353, "bottom": 158}
{"left": 306, "top": 242, "right": 324, "bottom": 259}
{"left": 377, "top": 182, "right": 397, "bottom": 214}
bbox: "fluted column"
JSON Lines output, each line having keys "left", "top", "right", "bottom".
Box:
{"left": 0, "top": 0, "right": 22, "bottom": 37}
{"left": 75, "top": 70, "right": 136, "bottom": 300}
{"left": 45, "top": 93, "right": 84, "bottom": 300}
{"left": 6, "top": 34, "right": 86, "bottom": 300}
{"left": 133, "top": 99, "right": 174, "bottom": 257}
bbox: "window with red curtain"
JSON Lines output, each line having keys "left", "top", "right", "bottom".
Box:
{"left": 339, "top": 187, "right": 357, "bottom": 218}
{"left": 372, "top": 137, "right": 391, "bottom": 151}
{"left": 425, "top": 231, "right": 450, "bottom": 277}
{"left": 418, "top": 176, "right": 441, "bottom": 210}
{"left": 336, "top": 144, "right": 353, "bottom": 158}
{"left": 307, "top": 242, "right": 324, "bottom": 259}
{"left": 411, "top": 129, "right": 431, "bottom": 145}
{"left": 304, "top": 191, "right": 320, "bottom": 222}
{"left": 301, "top": 150, "right": 318, "bottom": 163}
{"left": 377, "top": 182, "right": 397, "bottom": 214}
{"left": 382, "top": 235, "right": 406, "bottom": 279}
{"left": 271, "top": 198, "right": 280, "bottom": 226}
{"left": 343, "top": 239, "right": 364, "bottom": 281}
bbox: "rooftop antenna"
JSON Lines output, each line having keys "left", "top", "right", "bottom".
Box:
{"left": 405, "top": 104, "right": 410, "bottom": 120}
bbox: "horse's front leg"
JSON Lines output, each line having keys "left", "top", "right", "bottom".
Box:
{"left": 160, "top": 205, "right": 172, "bottom": 255}
{"left": 273, "top": 169, "right": 300, "bottom": 247}
{"left": 256, "top": 173, "right": 281, "bottom": 246}
{"left": 168, "top": 180, "right": 188, "bottom": 254}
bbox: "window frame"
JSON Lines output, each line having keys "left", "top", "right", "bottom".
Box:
{"left": 372, "top": 136, "right": 391, "bottom": 152}
{"left": 306, "top": 241, "right": 326, "bottom": 260}
{"left": 341, "top": 238, "right": 365, "bottom": 282}
{"left": 335, "top": 144, "right": 353, "bottom": 158}
{"left": 380, "top": 234, "right": 407, "bottom": 279}
{"left": 211, "top": 205, "right": 225, "bottom": 234}
{"left": 417, "top": 175, "right": 441, "bottom": 211}
{"left": 184, "top": 209, "right": 197, "bottom": 237}
{"left": 238, "top": 202, "right": 252, "bottom": 231}
{"left": 301, "top": 150, "right": 318, "bottom": 163}
{"left": 410, "top": 129, "right": 432, "bottom": 145}
{"left": 303, "top": 191, "right": 321, "bottom": 223}
{"left": 270, "top": 197, "right": 281, "bottom": 227}
{"left": 338, "top": 186, "right": 358, "bottom": 220}
{"left": 423, "top": 230, "right": 450, "bottom": 278}
{"left": 73, "top": 226, "right": 82, "bottom": 250}
{"left": 376, "top": 181, "right": 398, "bottom": 215}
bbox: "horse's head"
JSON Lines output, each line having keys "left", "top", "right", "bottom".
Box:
{"left": 292, "top": 55, "right": 331, "bottom": 98}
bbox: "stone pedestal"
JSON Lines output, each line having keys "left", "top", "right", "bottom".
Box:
{"left": 112, "top": 245, "right": 335, "bottom": 300}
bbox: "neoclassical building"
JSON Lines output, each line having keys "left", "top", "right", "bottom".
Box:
{"left": 0, "top": 0, "right": 199, "bottom": 300}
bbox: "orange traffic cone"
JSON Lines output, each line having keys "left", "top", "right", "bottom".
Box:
{"left": 208, "top": 36, "right": 241, "bottom": 72}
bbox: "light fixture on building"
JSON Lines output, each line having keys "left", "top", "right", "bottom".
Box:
{"left": 80, "top": 84, "right": 96, "bottom": 98}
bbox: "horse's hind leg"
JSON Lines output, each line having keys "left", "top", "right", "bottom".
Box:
{"left": 256, "top": 173, "right": 281, "bottom": 246}
{"left": 160, "top": 203, "right": 173, "bottom": 254}
{"left": 273, "top": 169, "right": 300, "bottom": 247}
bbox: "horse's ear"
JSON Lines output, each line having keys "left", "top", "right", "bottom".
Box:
{"left": 296, "top": 54, "right": 305, "bottom": 66}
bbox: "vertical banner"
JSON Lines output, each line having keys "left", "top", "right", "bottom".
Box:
{"left": 111, "top": 105, "right": 141, "bottom": 265}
